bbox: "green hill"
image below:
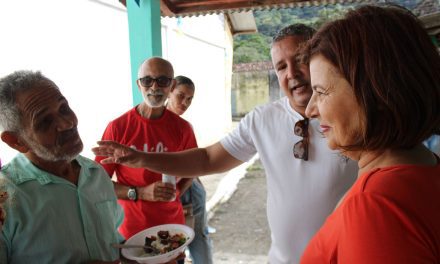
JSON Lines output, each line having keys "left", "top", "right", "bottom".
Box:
{"left": 233, "top": 0, "right": 424, "bottom": 64}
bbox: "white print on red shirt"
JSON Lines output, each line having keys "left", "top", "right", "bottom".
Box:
{"left": 130, "top": 142, "right": 169, "bottom": 153}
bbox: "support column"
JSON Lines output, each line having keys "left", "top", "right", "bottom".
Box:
{"left": 127, "top": 0, "right": 162, "bottom": 105}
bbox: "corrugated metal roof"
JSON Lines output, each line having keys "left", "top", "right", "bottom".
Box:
{"left": 120, "top": 0, "right": 440, "bottom": 31}
{"left": 162, "top": 0, "right": 374, "bottom": 17}
{"left": 119, "top": 0, "right": 377, "bottom": 18}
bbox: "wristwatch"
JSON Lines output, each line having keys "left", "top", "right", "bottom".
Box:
{"left": 127, "top": 186, "right": 137, "bottom": 201}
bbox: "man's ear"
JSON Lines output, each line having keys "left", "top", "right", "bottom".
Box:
{"left": 1, "top": 132, "right": 29, "bottom": 153}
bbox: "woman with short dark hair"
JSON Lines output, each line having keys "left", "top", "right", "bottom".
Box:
{"left": 301, "top": 5, "right": 440, "bottom": 263}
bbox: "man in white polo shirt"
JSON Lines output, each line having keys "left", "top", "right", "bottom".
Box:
{"left": 93, "top": 24, "right": 358, "bottom": 264}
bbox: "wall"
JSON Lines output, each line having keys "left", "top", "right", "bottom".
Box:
{"left": 161, "top": 15, "right": 233, "bottom": 147}
{"left": 0, "top": 0, "right": 232, "bottom": 164}
{"left": 231, "top": 71, "right": 269, "bottom": 118}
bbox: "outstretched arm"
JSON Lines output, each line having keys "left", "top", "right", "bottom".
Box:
{"left": 92, "top": 141, "right": 243, "bottom": 177}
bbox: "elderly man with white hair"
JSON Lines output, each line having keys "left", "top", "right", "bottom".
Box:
{"left": 0, "top": 70, "right": 123, "bottom": 264}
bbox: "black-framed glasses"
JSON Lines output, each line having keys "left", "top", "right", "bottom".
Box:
{"left": 293, "top": 118, "right": 309, "bottom": 161}
{"left": 138, "top": 76, "right": 172, "bottom": 88}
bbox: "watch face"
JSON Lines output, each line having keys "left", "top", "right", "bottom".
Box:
{"left": 128, "top": 188, "right": 137, "bottom": 200}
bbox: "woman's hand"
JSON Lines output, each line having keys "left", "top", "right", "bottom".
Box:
{"left": 92, "top": 141, "right": 147, "bottom": 168}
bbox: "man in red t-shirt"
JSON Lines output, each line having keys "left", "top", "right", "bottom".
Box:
{"left": 96, "top": 57, "right": 197, "bottom": 239}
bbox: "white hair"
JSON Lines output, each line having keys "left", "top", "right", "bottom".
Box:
{"left": 0, "top": 71, "right": 55, "bottom": 132}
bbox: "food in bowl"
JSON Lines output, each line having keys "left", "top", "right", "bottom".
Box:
{"left": 141, "top": 230, "right": 189, "bottom": 257}
{"left": 121, "top": 224, "right": 194, "bottom": 264}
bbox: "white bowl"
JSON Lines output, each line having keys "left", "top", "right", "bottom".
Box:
{"left": 122, "top": 224, "right": 194, "bottom": 264}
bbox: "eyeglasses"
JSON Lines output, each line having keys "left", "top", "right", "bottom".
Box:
{"left": 293, "top": 118, "right": 309, "bottom": 161}
{"left": 138, "top": 76, "right": 172, "bottom": 88}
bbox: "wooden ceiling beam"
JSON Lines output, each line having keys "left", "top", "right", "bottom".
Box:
{"left": 175, "top": 0, "right": 302, "bottom": 8}
{"left": 160, "top": 0, "right": 177, "bottom": 16}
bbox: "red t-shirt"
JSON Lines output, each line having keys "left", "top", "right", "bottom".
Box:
{"left": 301, "top": 162, "right": 440, "bottom": 264}
{"left": 96, "top": 107, "right": 198, "bottom": 239}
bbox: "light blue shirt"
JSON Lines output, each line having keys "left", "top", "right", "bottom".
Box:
{"left": 0, "top": 154, "right": 124, "bottom": 264}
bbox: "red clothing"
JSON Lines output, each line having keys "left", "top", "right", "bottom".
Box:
{"left": 96, "top": 107, "right": 198, "bottom": 239}
{"left": 301, "top": 162, "right": 440, "bottom": 264}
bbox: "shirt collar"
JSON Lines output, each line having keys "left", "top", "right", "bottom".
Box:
{"left": 5, "top": 154, "right": 98, "bottom": 186}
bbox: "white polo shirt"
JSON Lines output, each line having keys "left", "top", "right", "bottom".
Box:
{"left": 221, "top": 96, "right": 358, "bottom": 264}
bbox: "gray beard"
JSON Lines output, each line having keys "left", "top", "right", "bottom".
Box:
{"left": 142, "top": 91, "right": 166, "bottom": 108}
{"left": 20, "top": 134, "right": 81, "bottom": 162}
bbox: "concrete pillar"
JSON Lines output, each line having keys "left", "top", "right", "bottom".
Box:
{"left": 127, "top": 0, "right": 162, "bottom": 105}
